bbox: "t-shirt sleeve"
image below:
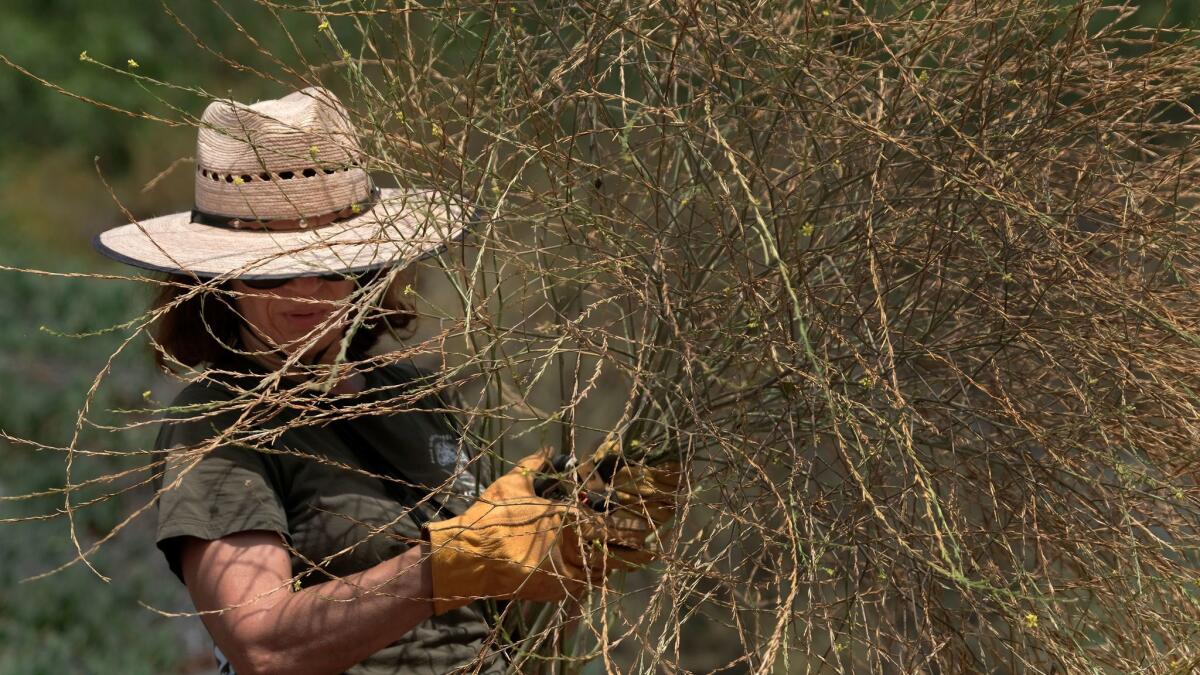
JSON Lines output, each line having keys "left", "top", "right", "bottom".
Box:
{"left": 153, "top": 386, "right": 289, "bottom": 582}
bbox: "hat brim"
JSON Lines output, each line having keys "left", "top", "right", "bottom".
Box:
{"left": 93, "top": 188, "right": 471, "bottom": 279}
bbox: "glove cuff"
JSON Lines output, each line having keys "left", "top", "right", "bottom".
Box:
{"left": 424, "top": 517, "right": 479, "bottom": 615}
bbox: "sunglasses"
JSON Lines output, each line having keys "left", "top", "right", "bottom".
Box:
{"left": 239, "top": 271, "right": 369, "bottom": 290}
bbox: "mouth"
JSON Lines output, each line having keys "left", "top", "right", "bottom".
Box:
{"left": 282, "top": 308, "right": 334, "bottom": 331}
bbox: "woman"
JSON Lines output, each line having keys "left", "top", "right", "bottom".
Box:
{"left": 95, "top": 88, "right": 676, "bottom": 674}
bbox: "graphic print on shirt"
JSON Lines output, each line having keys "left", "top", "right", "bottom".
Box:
{"left": 429, "top": 432, "right": 479, "bottom": 496}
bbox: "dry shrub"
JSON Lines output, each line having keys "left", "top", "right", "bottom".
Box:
{"left": 8, "top": 1, "right": 1200, "bottom": 672}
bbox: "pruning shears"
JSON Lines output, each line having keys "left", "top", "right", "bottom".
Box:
{"left": 533, "top": 451, "right": 623, "bottom": 512}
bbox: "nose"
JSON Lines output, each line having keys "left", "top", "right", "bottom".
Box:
{"left": 285, "top": 275, "right": 324, "bottom": 295}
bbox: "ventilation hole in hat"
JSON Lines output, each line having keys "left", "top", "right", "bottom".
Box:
{"left": 302, "top": 168, "right": 316, "bottom": 178}
{"left": 224, "top": 174, "right": 234, "bottom": 183}
{"left": 323, "top": 168, "right": 335, "bottom": 175}
{"left": 212, "top": 172, "right": 221, "bottom": 181}
{"left": 241, "top": 174, "right": 253, "bottom": 183}
{"left": 278, "top": 171, "right": 294, "bottom": 180}
{"left": 259, "top": 172, "right": 271, "bottom": 181}
{"left": 200, "top": 169, "right": 208, "bottom": 177}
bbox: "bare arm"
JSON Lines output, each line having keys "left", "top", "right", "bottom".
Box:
{"left": 179, "top": 530, "right": 433, "bottom": 675}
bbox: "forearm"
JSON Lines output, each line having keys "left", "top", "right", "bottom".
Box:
{"left": 201, "top": 541, "right": 433, "bottom": 675}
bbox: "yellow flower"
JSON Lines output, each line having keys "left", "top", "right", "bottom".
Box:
{"left": 127, "top": 58, "right": 139, "bottom": 69}
{"left": 1023, "top": 612, "right": 1038, "bottom": 629}
{"left": 350, "top": 203, "right": 362, "bottom": 214}
{"left": 309, "top": 145, "right": 320, "bottom": 159}
{"left": 801, "top": 222, "right": 814, "bottom": 237}
{"left": 79, "top": 50, "right": 89, "bottom": 62}
{"left": 318, "top": 19, "right": 330, "bottom": 31}
{"left": 232, "top": 176, "right": 245, "bottom": 185}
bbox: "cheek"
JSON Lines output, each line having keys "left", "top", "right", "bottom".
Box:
{"left": 235, "top": 296, "right": 284, "bottom": 341}
{"left": 329, "top": 280, "right": 356, "bottom": 300}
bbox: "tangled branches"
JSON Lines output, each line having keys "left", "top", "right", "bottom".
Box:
{"left": 8, "top": 0, "right": 1200, "bottom": 672}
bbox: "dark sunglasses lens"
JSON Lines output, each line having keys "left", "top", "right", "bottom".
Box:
{"left": 240, "top": 271, "right": 371, "bottom": 288}
{"left": 241, "top": 277, "right": 290, "bottom": 290}
{"left": 319, "top": 271, "right": 369, "bottom": 283}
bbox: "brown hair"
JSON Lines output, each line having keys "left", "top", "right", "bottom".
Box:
{"left": 149, "top": 269, "right": 417, "bottom": 369}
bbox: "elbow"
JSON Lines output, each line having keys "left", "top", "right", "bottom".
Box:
{"left": 229, "top": 652, "right": 292, "bottom": 675}
{"left": 224, "top": 649, "right": 275, "bottom": 675}
{"left": 221, "top": 639, "right": 302, "bottom": 675}
{"left": 207, "top": 612, "right": 319, "bottom": 675}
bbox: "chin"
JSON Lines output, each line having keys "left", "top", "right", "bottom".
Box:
{"left": 288, "top": 332, "right": 344, "bottom": 360}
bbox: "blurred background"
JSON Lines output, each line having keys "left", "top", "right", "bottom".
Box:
{"left": 0, "top": 4, "right": 344, "bottom": 672}
{"left": 4, "top": 1, "right": 1200, "bottom": 673}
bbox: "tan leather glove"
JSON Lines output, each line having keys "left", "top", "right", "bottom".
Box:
{"left": 574, "top": 437, "right": 684, "bottom": 566}
{"left": 424, "top": 447, "right": 612, "bottom": 615}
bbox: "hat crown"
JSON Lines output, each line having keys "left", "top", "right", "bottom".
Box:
{"left": 196, "top": 87, "right": 363, "bottom": 171}
{"left": 193, "top": 87, "right": 371, "bottom": 220}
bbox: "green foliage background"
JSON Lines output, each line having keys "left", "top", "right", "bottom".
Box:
{"left": 3, "top": 0, "right": 1200, "bottom": 672}
{"left": 0, "top": 3, "right": 314, "bottom": 672}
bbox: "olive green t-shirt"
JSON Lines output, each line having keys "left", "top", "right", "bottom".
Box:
{"left": 153, "top": 356, "right": 503, "bottom": 675}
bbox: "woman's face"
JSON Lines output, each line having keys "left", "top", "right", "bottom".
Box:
{"left": 230, "top": 276, "right": 357, "bottom": 362}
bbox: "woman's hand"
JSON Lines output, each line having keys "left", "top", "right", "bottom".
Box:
{"left": 573, "top": 438, "right": 683, "bottom": 565}
{"left": 424, "top": 447, "right": 628, "bottom": 614}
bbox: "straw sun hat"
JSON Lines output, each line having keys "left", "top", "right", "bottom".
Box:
{"left": 94, "top": 87, "right": 468, "bottom": 279}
